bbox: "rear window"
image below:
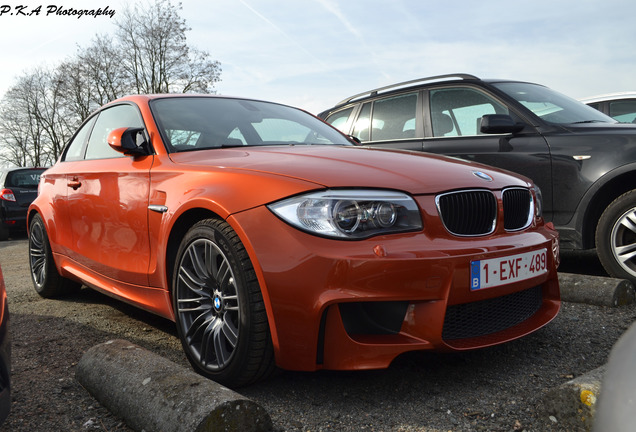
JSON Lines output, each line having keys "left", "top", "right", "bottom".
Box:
{"left": 4, "top": 169, "right": 46, "bottom": 189}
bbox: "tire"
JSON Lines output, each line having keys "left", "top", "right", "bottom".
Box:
{"left": 596, "top": 190, "right": 636, "bottom": 283}
{"left": 172, "top": 218, "right": 275, "bottom": 387}
{"left": 0, "top": 224, "right": 8, "bottom": 241}
{"left": 29, "top": 214, "right": 81, "bottom": 298}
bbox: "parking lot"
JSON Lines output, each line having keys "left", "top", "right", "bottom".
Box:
{"left": 1, "top": 237, "right": 635, "bottom": 431}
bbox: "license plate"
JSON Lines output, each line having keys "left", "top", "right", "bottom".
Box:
{"left": 470, "top": 249, "right": 548, "bottom": 290}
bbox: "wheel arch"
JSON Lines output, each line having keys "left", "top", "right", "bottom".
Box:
{"left": 165, "top": 207, "right": 219, "bottom": 296}
{"left": 579, "top": 165, "right": 636, "bottom": 249}
{"left": 164, "top": 207, "right": 281, "bottom": 359}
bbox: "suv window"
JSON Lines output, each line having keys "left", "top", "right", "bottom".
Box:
{"left": 85, "top": 104, "right": 144, "bottom": 160}
{"left": 609, "top": 100, "right": 636, "bottom": 123}
{"left": 369, "top": 93, "right": 418, "bottom": 140}
{"left": 352, "top": 103, "right": 372, "bottom": 141}
{"left": 325, "top": 107, "right": 355, "bottom": 132}
{"left": 429, "top": 87, "right": 509, "bottom": 137}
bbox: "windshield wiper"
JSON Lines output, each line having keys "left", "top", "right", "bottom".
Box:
{"left": 571, "top": 120, "right": 611, "bottom": 124}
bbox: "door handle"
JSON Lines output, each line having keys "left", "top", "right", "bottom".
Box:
{"left": 68, "top": 178, "right": 82, "bottom": 190}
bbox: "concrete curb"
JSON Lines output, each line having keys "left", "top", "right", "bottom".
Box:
{"left": 541, "top": 273, "right": 635, "bottom": 430}
{"left": 558, "top": 272, "right": 635, "bottom": 306}
{"left": 542, "top": 365, "right": 605, "bottom": 431}
{"left": 593, "top": 322, "right": 636, "bottom": 432}
{"left": 75, "top": 339, "right": 273, "bottom": 432}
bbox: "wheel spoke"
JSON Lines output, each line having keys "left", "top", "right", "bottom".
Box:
{"left": 178, "top": 266, "right": 207, "bottom": 298}
{"left": 615, "top": 242, "right": 636, "bottom": 264}
{"left": 185, "top": 310, "right": 212, "bottom": 339}
{"left": 188, "top": 244, "right": 209, "bottom": 281}
{"left": 618, "top": 211, "right": 636, "bottom": 235}
{"left": 221, "top": 313, "right": 239, "bottom": 347}
{"left": 212, "top": 319, "right": 232, "bottom": 366}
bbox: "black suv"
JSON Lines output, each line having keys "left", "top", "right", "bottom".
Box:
{"left": 319, "top": 74, "right": 636, "bottom": 283}
{"left": 0, "top": 167, "right": 46, "bottom": 240}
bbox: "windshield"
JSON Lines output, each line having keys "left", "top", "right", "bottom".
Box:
{"left": 493, "top": 82, "right": 615, "bottom": 125}
{"left": 150, "top": 97, "right": 350, "bottom": 153}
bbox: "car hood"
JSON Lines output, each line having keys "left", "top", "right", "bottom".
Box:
{"left": 560, "top": 122, "right": 636, "bottom": 133}
{"left": 169, "top": 145, "right": 530, "bottom": 194}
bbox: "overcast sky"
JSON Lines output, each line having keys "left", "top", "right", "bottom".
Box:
{"left": 1, "top": 0, "right": 634, "bottom": 114}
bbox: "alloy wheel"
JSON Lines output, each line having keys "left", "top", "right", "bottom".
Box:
{"left": 175, "top": 238, "right": 240, "bottom": 371}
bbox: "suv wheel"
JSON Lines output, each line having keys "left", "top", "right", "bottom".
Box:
{"left": 596, "top": 190, "right": 636, "bottom": 282}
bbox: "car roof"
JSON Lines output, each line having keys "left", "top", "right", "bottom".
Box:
{"left": 327, "top": 73, "right": 539, "bottom": 110}
{"left": 579, "top": 92, "right": 636, "bottom": 104}
{"left": 333, "top": 73, "right": 480, "bottom": 106}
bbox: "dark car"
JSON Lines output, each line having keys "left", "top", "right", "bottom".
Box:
{"left": 319, "top": 73, "right": 636, "bottom": 283}
{"left": 0, "top": 264, "right": 10, "bottom": 425}
{"left": 0, "top": 167, "right": 46, "bottom": 240}
{"left": 581, "top": 92, "right": 636, "bottom": 123}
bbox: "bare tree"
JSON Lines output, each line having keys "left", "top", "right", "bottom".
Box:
{"left": 57, "top": 34, "right": 129, "bottom": 121}
{"left": 116, "top": 0, "right": 221, "bottom": 94}
{"left": 0, "top": 69, "right": 67, "bottom": 167}
{"left": 0, "top": 0, "right": 222, "bottom": 166}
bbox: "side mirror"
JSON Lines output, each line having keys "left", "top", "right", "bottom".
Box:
{"left": 480, "top": 114, "right": 525, "bottom": 134}
{"left": 347, "top": 134, "right": 362, "bottom": 145}
{"left": 107, "top": 127, "right": 150, "bottom": 156}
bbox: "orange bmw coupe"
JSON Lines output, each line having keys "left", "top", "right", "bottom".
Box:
{"left": 28, "top": 95, "right": 560, "bottom": 387}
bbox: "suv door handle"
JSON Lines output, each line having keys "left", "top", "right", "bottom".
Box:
{"left": 68, "top": 178, "right": 82, "bottom": 190}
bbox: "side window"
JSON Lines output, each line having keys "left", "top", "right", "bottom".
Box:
{"left": 369, "top": 93, "right": 418, "bottom": 141}
{"left": 429, "top": 88, "right": 509, "bottom": 137}
{"left": 63, "top": 116, "right": 97, "bottom": 161}
{"left": 352, "top": 103, "right": 371, "bottom": 142}
{"left": 609, "top": 100, "right": 636, "bottom": 123}
{"left": 85, "top": 104, "right": 144, "bottom": 160}
{"left": 325, "top": 107, "right": 355, "bottom": 133}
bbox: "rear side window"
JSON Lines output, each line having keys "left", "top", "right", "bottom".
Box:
{"left": 352, "top": 103, "right": 372, "bottom": 141}
{"left": 5, "top": 169, "right": 45, "bottom": 188}
{"left": 369, "top": 93, "right": 418, "bottom": 140}
{"left": 325, "top": 107, "right": 355, "bottom": 133}
{"left": 609, "top": 100, "right": 636, "bottom": 123}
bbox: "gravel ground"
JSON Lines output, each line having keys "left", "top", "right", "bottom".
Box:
{"left": 0, "top": 237, "right": 634, "bottom": 432}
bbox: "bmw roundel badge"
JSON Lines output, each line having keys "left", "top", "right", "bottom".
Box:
{"left": 473, "top": 171, "right": 493, "bottom": 182}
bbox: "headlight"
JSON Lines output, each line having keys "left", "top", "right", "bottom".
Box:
{"left": 268, "top": 189, "right": 423, "bottom": 239}
{"left": 533, "top": 184, "right": 543, "bottom": 218}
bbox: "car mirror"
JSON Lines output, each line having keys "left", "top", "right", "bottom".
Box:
{"left": 347, "top": 134, "right": 362, "bottom": 145}
{"left": 107, "top": 127, "right": 150, "bottom": 156}
{"left": 480, "top": 115, "right": 525, "bottom": 135}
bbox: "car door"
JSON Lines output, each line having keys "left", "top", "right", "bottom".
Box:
{"left": 65, "top": 103, "right": 153, "bottom": 286}
{"left": 421, "top": 85, "right": 555, "bottom": 222}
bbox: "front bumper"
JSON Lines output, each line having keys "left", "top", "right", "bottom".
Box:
{"left": 230, "top": 206, "right": 560, "bottom": 372}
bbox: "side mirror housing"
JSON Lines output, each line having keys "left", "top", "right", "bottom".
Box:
{"left": 107, "top": 127, "right": 150, "bottom": 156}
{"left": 347, "top": 134, "right": 362, "bottom": 145}
{"left": 480, "top": 114, "right": 525, "bottom": 134}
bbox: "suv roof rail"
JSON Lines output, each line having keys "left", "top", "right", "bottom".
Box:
{"left": 335, "top": 73, "right": 480, "bottom": 106}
